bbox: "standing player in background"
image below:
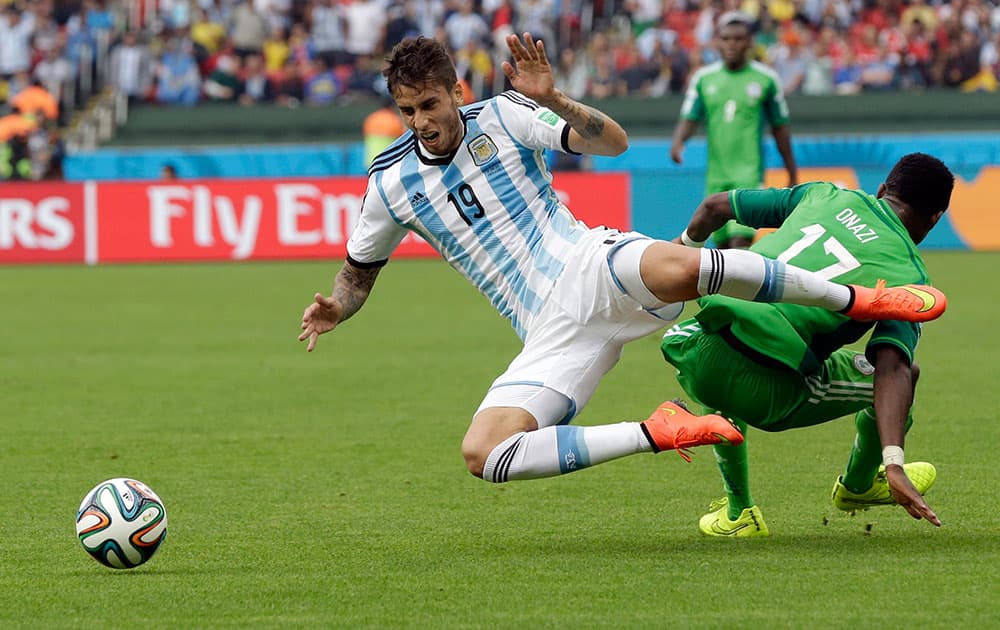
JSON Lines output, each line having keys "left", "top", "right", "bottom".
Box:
{"left": 670, "top": 11, "right": 798, "bottom": 249}
{"left": 299, "top": 34, "right": 945, "bottom": 490}
{"left": 661, "top": 153, "right": 953, "bottom": 536}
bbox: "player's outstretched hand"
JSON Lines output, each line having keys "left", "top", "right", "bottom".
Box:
{"left": 501, "top": 32, "right": 556, "bottom": 104}
{"left": 886, "top": 465, "right": 942, "bottom": 526}
{"left": 299, "top": 292, "right": 344, "bottom": 352}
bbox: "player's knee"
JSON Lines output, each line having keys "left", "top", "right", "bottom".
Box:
{"left": 460, "top": 435, "right": 489, "bottom": 479}
{"left": 911, "top": 362, "right": 921, "bottom": 385}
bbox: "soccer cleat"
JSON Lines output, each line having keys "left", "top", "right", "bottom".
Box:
{"left": 844, "top": 280, "right": 946, "bottom": 323}
{"left": 640, "top": 400, "right": 743, "bottom": 461}
{"left": 699, "top": 497, "right": 770, "bottom": 538}
{"left": 831, "top": 462, "right": 937, "bottom": 512}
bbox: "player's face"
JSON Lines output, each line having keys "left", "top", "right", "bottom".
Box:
{"left": 394, "top": 81, "right": 465, "bottom": 155}
{"left": 719, "top": 24, "right": 752, "bottom": 68}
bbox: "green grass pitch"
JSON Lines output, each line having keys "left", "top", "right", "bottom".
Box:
{"left": 0, "top": 252, "right": 996, "bottom": 628}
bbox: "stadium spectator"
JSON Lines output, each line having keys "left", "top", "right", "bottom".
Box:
{"left": 0, "top": 5, "right": 36, "bottom": 79}
{"left": 10, "top": 75, "right": 59, "bottom": 122}
{"left": 800, "top": 38, "right": 834, "bottom": 95}
{"left": 259, "top": 0, "right": 293, "bottom": 33}
{"left": 514, "top": 0, "right": 557, "bottom": 49}
{"left": 303, "top": 57, "right": 340, "bottom": 105}
{"left": 34, "top": 43, "right": 77, "bottom": 112}
{"left": 262, "top": 25, "right": 291, "bottom": 73}
{"left": 109, "top": 31, "right": 153, "bottom": 104}
{"left": 273, "top": 58, "right": 306, "bottom": 105}
{"left": 203, "top": 53, "right": 241, "bottom": 101}
{"left": 155, "top": 38, "right": 201, "bottom": 106}
{"left": 554, "top": 46, "right": 589, "bottom": 99}
{"left": 384, "top": 1, "right": 421, "bottom": 51}
{"left": 307, "top": 0, "right": 348, "bottom": 68}
{"left": 342, "top": 0, "right": 386, "bottom": 63}
{"left": 443, "top": 0, "right": 491, "bottom": 53}
{"left": 287, "top": 20, "right": 315, "bottom": 67}
{"left": 228, "top": 0, "right": 269, "bottom": 60}
{"left": 860, "top": 46, "right": 899, "bottom": 90}
{"left": 238, "top": 53, "right": 276, "bottom": 104}
{"left": 190, "top": 7, "right": 228, "bottom": 63}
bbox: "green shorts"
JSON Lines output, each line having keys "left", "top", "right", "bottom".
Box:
{"left": 710, "top": 219, "right": 757, "bottom": 246}
{"left": 660, "top": 319, "right": 875, "bottom": 431}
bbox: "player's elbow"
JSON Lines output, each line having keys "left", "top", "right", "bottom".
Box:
{"left": 612, "top": 135, "right": 629, "bottom": 155}
{"left": 704, "top": 192, "right": 735, "bottom": 223}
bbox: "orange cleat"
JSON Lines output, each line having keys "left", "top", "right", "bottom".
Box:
{"left": 640, "top": 400, "right": 744, "bottom": 461}
{"left": 844, "top": 280, "right": 946, "bottom": 323}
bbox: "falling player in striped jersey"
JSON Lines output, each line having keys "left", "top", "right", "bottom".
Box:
{"left": 299, "top": 34, "right": 946, "bottom": 487}
{"left": 661, "top": 153, "right": 952, "bottom": 536}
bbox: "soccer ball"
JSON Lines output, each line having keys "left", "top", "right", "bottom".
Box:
{"left": 75, "top": 478, "right": 168, "bottom": 569}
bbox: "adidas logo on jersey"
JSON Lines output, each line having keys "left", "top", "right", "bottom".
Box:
{"left": 408, "top": 191, "right": 428, "bottom": 207}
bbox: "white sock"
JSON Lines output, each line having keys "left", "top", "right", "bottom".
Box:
{"left": 481, "top": 423, "right": 652, "bottom": 483}
{"left": 697, "top": 248, "right": 851, "bottom": 311}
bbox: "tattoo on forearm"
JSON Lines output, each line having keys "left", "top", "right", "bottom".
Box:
{"left": 333, "top": 264, "right": 381, "bottom": 322}
{"left": 556, "top": 100, "right": 606, "bottom": 139}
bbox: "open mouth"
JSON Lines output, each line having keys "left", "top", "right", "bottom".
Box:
{"left": 419, "top": 130, "right": 440, "bottom": 146}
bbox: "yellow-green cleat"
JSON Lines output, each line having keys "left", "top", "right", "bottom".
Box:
{"left": 831, "top": 462, "right": 937, "bottom": 512}
{"left": 698, "top": 497, "right": 770, "bottom": 538}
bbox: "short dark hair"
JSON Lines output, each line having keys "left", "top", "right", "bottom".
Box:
{"left": 885, "top": 153, "right": 954, "bottom": 217}
{"left": 383, "top": 37, "right": 458, "bottom": 96}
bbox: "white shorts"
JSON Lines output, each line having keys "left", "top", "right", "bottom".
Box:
{"left": 476, "top": 229, "right": 685, "bottom": 427}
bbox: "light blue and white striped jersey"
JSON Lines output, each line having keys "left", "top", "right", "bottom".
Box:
{"left": 347, "top": 91, "right": 591, "bottom": 340}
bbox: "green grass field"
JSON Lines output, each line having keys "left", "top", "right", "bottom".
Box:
{"left": 1, "top": 252, "right": 997, "bottom": 628}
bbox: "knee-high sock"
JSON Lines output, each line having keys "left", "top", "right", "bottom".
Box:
{"left": 697, "top": 248, "right": 852, "bottom": 311}
{"left": 842, "top": 407, "right": 914, "bottom": 493}
{"left": 481, "top": 423, "right": 651, "bottom": 483}
{"left": 712, "top": 418, "right": 753, "bottom": 519}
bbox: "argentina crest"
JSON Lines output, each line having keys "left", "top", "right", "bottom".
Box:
{"left": 468, "top": 134, "right": 498, "bottom": 166}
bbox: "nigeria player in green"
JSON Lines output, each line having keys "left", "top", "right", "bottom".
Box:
{"left": 661, "top": 153, "right": 953, "bottom": 536}
{"left": 670, "top": 11, "right": 797, "bottom": 249}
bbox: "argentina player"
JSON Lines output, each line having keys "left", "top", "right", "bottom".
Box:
{"left": 300, "top": 33, "right": 946, "bottom": 487}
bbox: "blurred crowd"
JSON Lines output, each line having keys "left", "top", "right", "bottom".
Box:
{"left": 3, "top": 0, "right": 1000, "bottom": 179}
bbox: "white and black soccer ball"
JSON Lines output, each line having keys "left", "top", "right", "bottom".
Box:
{"left": 76, "top": 478, "right": 168, "bottom": 569}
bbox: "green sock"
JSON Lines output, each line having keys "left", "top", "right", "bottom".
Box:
{"left": 712, "top": 418, "right": 753, "bottom": 520}
{"left": 842, "top": 407, "right": 913, "bottom": 493}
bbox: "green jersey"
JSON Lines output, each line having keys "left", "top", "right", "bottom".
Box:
{"left": 680, "top": 61, "right": 790, "bottom": 193}
{"left": 694, "top": 183, "right": 929, "bottom": 375}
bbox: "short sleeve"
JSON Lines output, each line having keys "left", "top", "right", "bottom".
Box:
{"left": 494, "top": 92, "right": 577, "bottom": 154}
{"left": 731, "top": 183, "right": 820, "bottom": 228}
{"left": 679, "top": 75, "right": 704, "bottom": 121}
{"left": 763, "top": 75, "right": 791, "bottom": 126}
{"left": 346, "top": 175, "right": 409, "bottom": 264}
{"left": 865, "top": 320, "right": 920, "bottom": 366}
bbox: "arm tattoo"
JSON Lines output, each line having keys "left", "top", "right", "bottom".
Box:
{"left": 550, "top": 98, "right": 606, "bottom": 139}
{"left": 332, "top": 264, "right": 381, "bottom": 323}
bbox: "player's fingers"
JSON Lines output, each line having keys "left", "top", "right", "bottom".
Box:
{"left": 914, "top": 500, "right": 942, "bottom": 526}
{"left": 506, "top": 33, "right": 525, "bottom": 60}
{"left": 501, "top": 61, "right": 516, "bottom": 81}
{"left": 535, "top": 38, "right": 549, "bottom": 65}
{"left": 522, "top": 32, "right": 536, "bottom": 59}
{"left": 307, "top": 331, "right": 319, "bottom": 352}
